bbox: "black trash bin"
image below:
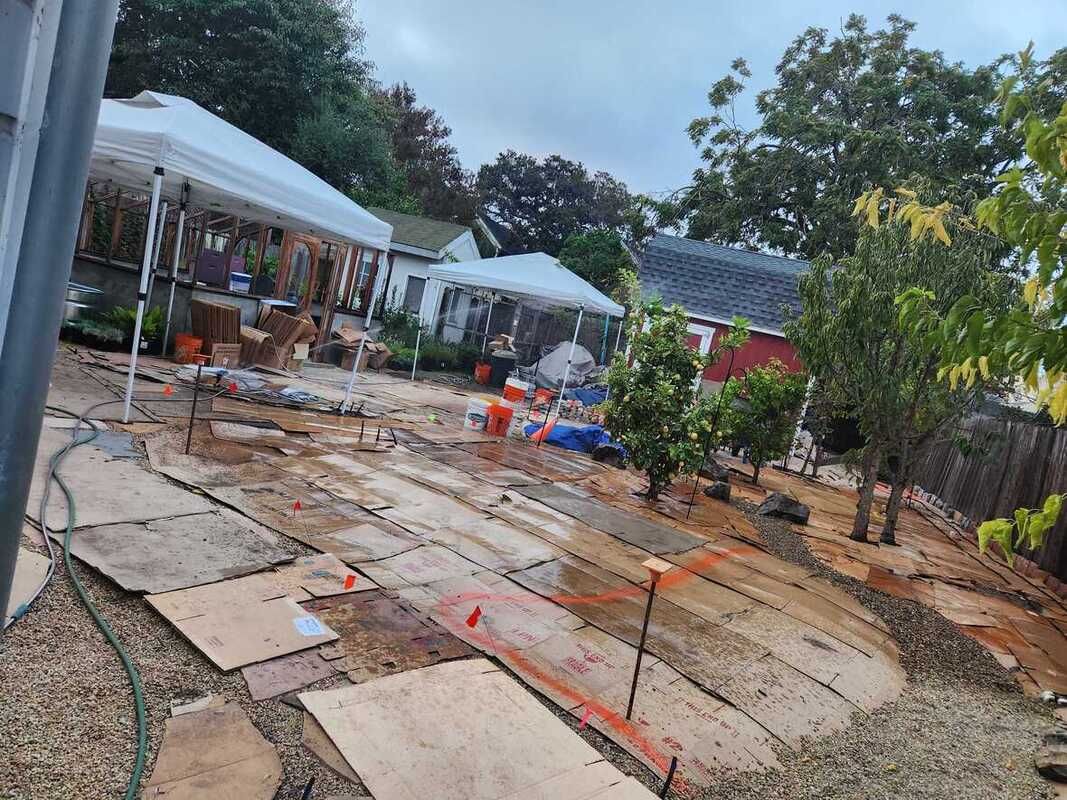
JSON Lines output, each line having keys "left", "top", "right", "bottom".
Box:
{"left": 489, "top": 349, "right": 517, "bottom": 387}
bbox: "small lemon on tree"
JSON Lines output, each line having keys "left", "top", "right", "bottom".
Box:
{"left": 604, "top": 300, "right": 749, "bottom": 500}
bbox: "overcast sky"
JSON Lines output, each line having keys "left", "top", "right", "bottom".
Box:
{"left": 357, "top": 1, "right": 1066, "bottom": 196}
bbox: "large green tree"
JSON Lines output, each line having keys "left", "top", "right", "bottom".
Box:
{"left": 477, "top": 151, "right": 635, "bottom": 256}
{"left": 377, "top": 83, "right": 479, "bottom": 225}
{"left": 557, "top": 229, "right": 633, "bottom": 295}
{"left": 786, "top": 190, "right": 1011, "bottom": 542}
{"left": 107, "top": 0, "right": 367, "bottom": 155}
{"left": 676, "top": 14, "right": 1024, "bottom": 260}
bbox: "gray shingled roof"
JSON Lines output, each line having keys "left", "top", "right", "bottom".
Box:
{"left": 368, "top": 207, "right": 471, "bottom": 253}
{"left": 638, "top": 234, "right": 809, "bottom": 333}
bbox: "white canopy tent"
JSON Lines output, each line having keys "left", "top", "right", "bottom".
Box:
{"left": 417, "top": 252, "right": 626, "bottom": 423}
{"left": 88, "top": 91, "right": 393, "bottom": 421}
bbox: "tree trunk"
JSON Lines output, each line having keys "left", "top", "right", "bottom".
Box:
{"left": 751, "top": 462, "right": 761, "bottom": 486}
{"left": 880, "top": 480, "right": 905, "bottom": 545}
{"left": 850, "top": 445, "right": 881, "bottom": 542}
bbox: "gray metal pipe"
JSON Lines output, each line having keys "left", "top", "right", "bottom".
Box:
{"left": 0, "top": 0, "right": 120, "bottom": 622}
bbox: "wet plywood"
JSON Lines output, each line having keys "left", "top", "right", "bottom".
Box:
{"left": 299, "top": 659, "right": 658, "bottom": 800}
{"left": 27, "top": 425, "right": 213, "bottom": 531}
{"left": 424, "top": 518, "right": 564, "bottom": 572}
{"left": 308, "top": 521, "right": 423, "bottom": 562}
{"left": 459, "top": 440, "right": 606, "bottom": 483}
{"left": 207, "top": 478, "right": 369, "bottom": 542}
{"left": 305, "top": 590, "right": 474, "bottom": 683}
{"left": 143, "top": 702, "right": 282, "bottom": 799}
{"left": 512, "top": 556, "right": 770, "bottom": 691}
{"left": 241, "top": 650, "right": 338, "bottom": 701}
{"left": 53, "top": 510, "right": 292, "bottom": 594}
{"left": 6, "top": 547, "right": 50, "bottom": 621}
{"left": 272, "top": 554, "right": 372, "bottom": 600}
{"left": 356, "top": 545, "right": 483, "bottom": 589}
{"left": 147, "top": 573, "right": 338, "bottom": 671}
{"left": 518, "top": 483, "right": 706, "bottom": 554}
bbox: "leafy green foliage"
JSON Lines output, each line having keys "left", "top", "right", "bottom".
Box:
{"left": 786, "top": 185, "right": 1009, "bottom": 540}
{"left": 978, "top": 495, "right": 1066, "bottom": 566}
{"left": 603, "top": 301, "right": 749, "bottom": 499}
{"left": 107, "top": 0, "right": 368, "bottom": 155}
{"left": 557, "top": 230, "right": 633, "bottom": 295}
{"left": 477, "top": 151, "right": 641, "bottom": 256}
{"left": 719, "top": 359, "right": 807, "bottom": 486}
{"left": 674, "top": 14, "right": 1027, "bottom": 260}
{"left": 377, "top": 83, "right": 479, "bottom": 225}
{"left": 103, "top": 305, "right": 164, "bottom": 342}
{"left": 61, "top": 318, "right": 126, "bottom": 347}
{"left": 378, "top": 301, "right": 421, "bottom": 349}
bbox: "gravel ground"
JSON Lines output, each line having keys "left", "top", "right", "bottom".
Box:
{"left": 0, "top": 534, "right": 368, "bottom": 800}
{"left": 699, "top": 499, "right": 1054, "bottom": 800}
{"left": 1, "top": 438, "right": 1056, "bottom": 800}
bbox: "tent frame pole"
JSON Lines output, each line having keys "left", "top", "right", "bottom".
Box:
{"left": 145, "top": 199, "right": 167, "bottom": 301}
{"left": 121, "top": 166, "right": 164, "bottom": 423}
{"left": 341, "top": 249, "right": 385, "bottom": 412}
{"left": 162, "top": 187, "right": 188, "bottom": 356}
{"left": 411, "top": 281, "right": 445, "bottom": 381}
{"left": 551, "top": 303, "right": 584, "bottom": 424}
{"left": 481, "top": 292, "right": 495, "bottom": 356}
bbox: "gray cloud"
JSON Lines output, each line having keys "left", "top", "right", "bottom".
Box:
{"left": 358, "top": 0, "right": 1067, "bottom": 194}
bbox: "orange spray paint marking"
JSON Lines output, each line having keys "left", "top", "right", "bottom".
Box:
{"left": 425, "top": 546, "right": 742, "bottom": 796}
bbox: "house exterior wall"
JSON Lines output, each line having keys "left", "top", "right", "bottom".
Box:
{"left": 686, "top": 315, "right": 803, "bottom": 383}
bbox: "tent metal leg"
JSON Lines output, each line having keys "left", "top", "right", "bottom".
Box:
{"left": 121, "top": 167, "right": 164, "bottom": 423}
{"left": 551, "top": 304, "right": 583, "bottom": 424}
{"left": 161, "top": 198, "right": 186, "bottom": 356}
{"left": 410, "top": 327, "right": 422, "bottom": 381}
{"left": 145, "top": 199, "right": 167, "bottom": 302}
{"left": 481, "top": 293, "right": 494, "bottom": 356}
{"left": 341, "top": 250, "right": 384, "bottom": 412}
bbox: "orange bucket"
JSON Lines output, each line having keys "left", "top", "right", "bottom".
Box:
{"left": 474, "top": 361, "right": 491, "bottom": 385}
{"left": 502, "top": 377, "right": 529, "bottom": 402}
{"left": 485, "top": 403, "right": 514, "bottom": 436}
{"left": 174, "top": 333, "right": 203, "bottom": 364}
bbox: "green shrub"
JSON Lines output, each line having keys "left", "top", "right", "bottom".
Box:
{"left": 102, "top": 305, "right": 164, "bottom": 342}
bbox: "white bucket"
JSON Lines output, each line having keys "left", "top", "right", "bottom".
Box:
{"left": 503, "top": 377, "right": 531, "bottom": 403}
{"left": 464, "top": 397, "right": 491, "bottom": 431}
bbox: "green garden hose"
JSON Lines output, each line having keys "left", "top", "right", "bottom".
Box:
{"left": 43, "top": 405, "right": 147, "bottom": 799}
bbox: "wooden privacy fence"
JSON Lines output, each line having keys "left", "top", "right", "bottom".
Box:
{"left": 913, "top": 414, "right": 1067, "bottom": 579}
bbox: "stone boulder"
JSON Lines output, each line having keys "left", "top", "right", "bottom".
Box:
{"left": 703, "top": 481, "right": 731, "bottom": 502}
{"left": 699, "top": 457, "right": 730, "bottom": 482}
{"left": 757, "top": 492, "right": 810, "bottom": 525}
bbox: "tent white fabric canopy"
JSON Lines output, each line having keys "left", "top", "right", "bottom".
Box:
{"left": 426, "top": 252, "right": 624, "bottom": 317}
{"left": 91, "top": 91, "right": 392, "bottom": 250}
{"left": 88, "top": 91, "right": 393, "bottom": 421}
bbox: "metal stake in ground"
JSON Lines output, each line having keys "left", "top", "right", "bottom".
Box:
{"left": 626, "top": 557, "right": 673, "bottom": 720}
{"left": 659, "top": 756, "right": 678, "bottom": 798}
{"left": 184, "top": 354, "right": 209, "bottom": 454}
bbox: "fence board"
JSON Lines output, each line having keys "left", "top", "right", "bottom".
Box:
{"left": 914, "top": 415, "right": 1067, "bottom": 580}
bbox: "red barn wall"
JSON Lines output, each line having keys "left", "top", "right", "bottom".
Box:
{"left": 691, "top": 319, "right": 803, "bottom": 381}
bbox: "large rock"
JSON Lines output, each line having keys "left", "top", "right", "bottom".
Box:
{"left": 699, "top": 457, "right": 730, "bottom": 482}
{"left": 703, "top": 481, "right": 731, "bottom": 502}
{"left": 757, "top": 492, "right": 810, "bottom": 525}
{"left": 1035, "top": 727, "right": 1067, "bottom": 782}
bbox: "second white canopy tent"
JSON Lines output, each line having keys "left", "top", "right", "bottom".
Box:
{"left": 417, "top": 253, "right": 626, "bottom": 422}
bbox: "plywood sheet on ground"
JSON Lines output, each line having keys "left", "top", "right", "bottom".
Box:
{"left": 6, "top": 548, "right": 49, "bottom": 620}
{"left": 406, "top": 442, "right": 544, "bottom": 486}
{"left": 272, "top": 553, "right": 371, "bottom": 600}
{"left": 53, "top": 509, "right": 292, "bottom": 593}
{"left": 356, "top": 545, "right": 483, "bottom": 589}
{"left": 241, "top": 650, "right": 338, "bottom": 701}
{"left": 424, "top": 518, "right": 564, "bottom": 572}
{"left": 459, "top": 440, "right": 606, "bottom": 483}
{"left": 518, "top": 483, "right": 705, "bottom": 554}
{"left": 511, "top": 556, "right": 769, "bottom": 691}
{"left": 306, "top": 590, "right": 474, "bottom": 683}
{"left": 143, "top": 702, "right": 282, "bottom": 799}
{"left": 302, "top": 712, "right": 360, "bottom": 782}
{"left": 300, "top": 659, "right": 657, "bottom": 800}
{"left": 307, "top": 520, "right": 423, "bottom": 563}
{"left": 28, "top": 425, "right": 212, "bottom": 530}
{"left": 147, "top": 573, "right": 337, "bottom": 671}
{"left": 206, "top": 478, "right": 370, "bottom": 541}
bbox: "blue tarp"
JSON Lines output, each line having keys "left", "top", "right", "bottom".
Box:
{"left": 562, "top": 385, "right": 608, "bottom": 406}
{"left": 523, "top": 422, "right": 626, "bottom": 460}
